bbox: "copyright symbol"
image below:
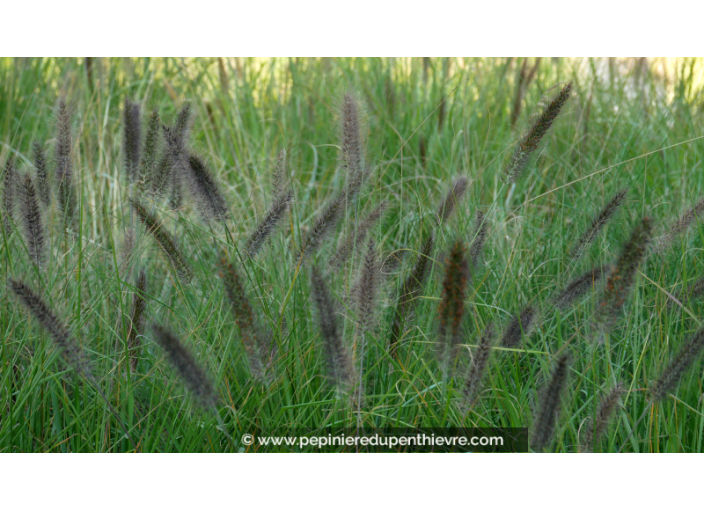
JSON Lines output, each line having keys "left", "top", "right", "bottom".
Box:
{"left": 242, "top": 433, "right": 254, "bottom": 445}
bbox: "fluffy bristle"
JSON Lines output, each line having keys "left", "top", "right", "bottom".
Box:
{"left": 469, "top": 210, "right": 488, "bottom": 270}
{"left": 55, "top": 97, "right": 76, "bottom": 223}
{"left": 501, "top": 305, "right": 537, "bottom": 348}
{"left": 18, "top": 172, "right": 45, "bottom": 267}
{"left": 355, "top": 238, "right": 381, "bottom": 332}
{"left": 462, "top": 323, "right": 495, "bottom": 409}
{"left": 9, "top": 278, "right": 92, "bottom": 378}
{"left": 504, "top": 82, "right": 572, "bottom": 183}
{"left": 553, "top": 265, "right": 612, "bottom": 310}
{"left": 271, "top": 148, "right": 288, "bottom": 199}
{"left": 220, "top": 259, "right": 276, "bottom": 383}
{"left": 582, "top": 383, "right": 624, "bottom": 452}
{"left": 32, "top": 141, "right": 51, "bottom": 207}
{"left": 389, "top": 233, "right": 435, "bottom": 357}
{"left": 651, "top": 326, "right": 704, "bottom": 403}
{"left": 570, "top": 189, "right": 628, "bottom": 260}
{"left": 123, "top": 98, "right": 142, "bottom": 183}
{"left": 131, "top": 199, "right": 193, "bottom": 282}
{"left": 139, "top": 109, "right": 160, "bottom": 192}
{"left": 339, "top": 91, "right": 365, "bottom": 178}
{"left": 437, "top": 177, "right": 469, "bottom": 223}
{"left": 2, "top": 156, "right": 16, "bottom": 234}
{"left": 151, "top": 324, "right": 217, "bottom": 409}
{"left": 300, "top": 192, "right": 346, "bottom": 260}
{"left": 531, "top": 352, "right": 571, "bottom": 452}
{"left": 437, "top": 240, "right": 470, "bottom": 373}
{"left": 329, "top": 200, "right": 386, "bottom": 269}
{"left": 185, "top": 154, "right": 229, "bottom": 223}
{"left": 594, "top": 217, "right": 653, "bottom": 339}
{"left": 310, "top": 266, "right": 354, "bottom": 392}
{"left": 654, "top": 196, "right": 704, "bottom": 254}
{"left": 127, "top": 270, "right": 147, "bottom": 372}
{"left": 245, "top": 190, "right": 293, "bottom": 259}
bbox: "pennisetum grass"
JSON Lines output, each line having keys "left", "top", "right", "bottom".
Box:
{"left": 552, "top": 264, "right": 612, "bottom": 310}
{"left": 139, "top": 108, "right": 160, "bottom": 192}
{"left": 32, "top": 141, "right": 50, "bottom": 207}
{"left": 436, "top": 239, "right": 470, "bottom": 376}
{"left": 389, "top": 233, "right": 435, "bottom": 358}
{"left": 220, "top": 258, "right": 276, "bottom": 383}
{"left": 54, "top": 97, "right": 76, "bottom": 225}
{"left": 310, "top": 266, "right": 354, "bottom": 394}
{"left": 651, "top": 326, "right": 704, "bottom": 403}
{"left": 151, "top": 323, "right": 217, "bottom": 409}
{"left": 503, "top": 82, "right": 572, "bottom": 183}
{"left": 437, "top": 177, "right": 469, "bottom": 224}
{"left": 131, "top": 199, "right": 194, "bottom": 282}
{"left": 329, "top": 200, "right": 386, "bottom": 269}
{"left": 531, "top": 352, "right": 571, "bottom": 452}
{"left": 123, "top": 98, "right": 142, "bottom": 184}
{"left": 2, "top": 156, "right": 16, "bottom": 234}
{"left": 581, "top": 383, "right": 624, "bottom": 452}
{"left": 461, "top": 323, "right": 494, "bottom": 411}
{"left": 469, "top": 210, "right": 488, "bottom": 270}
{"left": 652, "top": 196, "right": 704, "bottom": 254}
{"left": 184, "top": 154, "right": 230, "bottom": 223}
{"left": 245, "top": 190, "right": 293, "bottom": 259}
{"left": 18, "top": 172, "right": 45, "bottom": 267}
{"left": 9, "top": 278, "right": 92, "bottom": 377}
{"left": 570, "top": 189, "right": 628, "bottom": 261}
{"left": 389, "top": 178, "right": 468, "bottom": 358}
{"left": 593, "top": 217, "right": 653, "bottom": 340}
{"left": 500, "top": 305, "right": 537, "bottom": 348}
{"left": 127, "top": 269, "right": 147, "bottom": 372}
{"left": 338, "top": 90, "right": 366, "bottom": 178}
{"left": 9, "top": 278, "right": 137, "bottom": 449}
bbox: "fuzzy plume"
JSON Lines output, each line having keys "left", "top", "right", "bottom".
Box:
{"left": 462, "top": 323, "right": 495, "bottom": 409}
{"left": 501, "top": 305, "right": 537, "bottom": 348}
{"left": 354, "top": 239, "right": 381, "bottom": 332}
{"left": 245, "top": 190, "right": 293, "bottom": 259}
{"left": 54, "top": 97, "right": 76, "bottom": 223}
{"left": 594, "top": 217, "right": 653, "bottom": 338}
{"left": 437, "top": 177, "right": 469, "bottom": 223}
{"left": 553, "top": 265, "right": 612, "bottom": 310}
{"left": 570, "top": 189, "right": 628, "bottom": 260}
{"left": 271, "top": 149, "right": 289, "bottom": 199}
{"left": 389, "top": 234, "right": 435, "bottom": 357}
{"left": 339, "top": 91, "right": 365, "bottom": 178}
{"left": 139, "top": 109, "right": 160, "bottom": 192}
{"left": 651, "top": 326, "right": 704, "bottom": 403}
{"left": 33, "top": 141, "right": 50, "bottom": 207}
{"left": 531, "top": 352, "right": 571, "bottom": 452}
{"left": 310, "top": 266, "right": 354, "bottom": 392}
{"left": 300, "top": 192, "right": 346, "bottom": 260}
{"left": 127, "top": 270, "right": 147, "bottom": 372}
{"left": 504, "top": 82, "right": 572, "bottom": 183}
{"left": 654, "top": 197, "right": 704, "bottom": 254}
{"left": 151, "top": 150, "right": 174, "bottom": 199}
{"left": 2, "top": 156, "right": 16, "bottom": 234}
{"left": 329, "top": 200, "right": 387, "bottom": 269}
{"left": 123, "top": 98, "right": 142, "bottom": 183}
{"left": 582, "top": 383, "right": 624, "bottom": 452}
{"left": 437, "top": 240, "right": 470, "bottom": 373}
{"left": 184, "top": 154, "right": 229, "bottom": 222}
{"left": 469, "top": 210, "right": 488, "bottom": 270}
{"left": 18, "top": 172, "right": 45, "bottom": 267}
{"left": 162, "top": 124, "right": 188, "bottom": 211}
{"left": 131, "top": 199, "right": 193, "bottom": 282}
{"left": 9, "top": 279, "right": 92, "bottom": 378}
{"left": 220, "top": 259, "right": 276, "bottom": 383}
{"left": 151, "top": 324, "right": 217, "bottom": 409}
